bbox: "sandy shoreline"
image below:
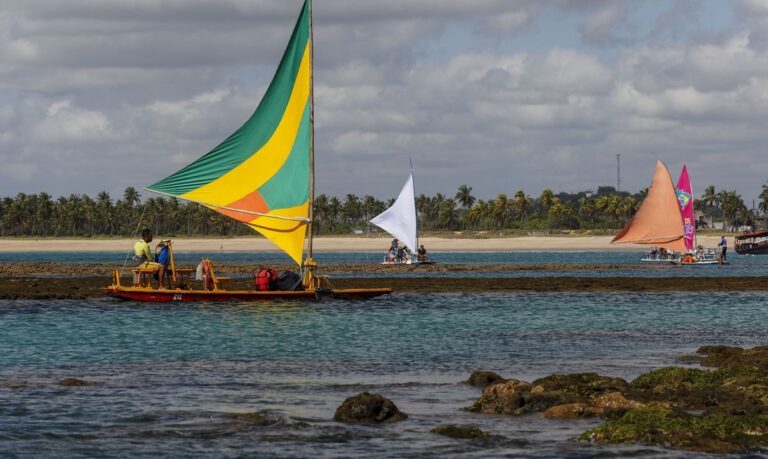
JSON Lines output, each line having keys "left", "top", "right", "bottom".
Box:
{"left": 0, "top": 235, "right": 723, "bottom": 253}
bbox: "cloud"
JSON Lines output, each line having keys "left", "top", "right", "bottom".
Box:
{"left": 579, "top": 3, "right": 630, "bottom": 45}
{"left": 0, "top": 0, "right": 766, "bottom": 204}
{"left": 31, "top": 100, "right": 112, "bottom": 144}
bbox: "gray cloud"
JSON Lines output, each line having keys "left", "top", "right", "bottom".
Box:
{"left": 0, "top": 0, "right": 766, "bottom": 205}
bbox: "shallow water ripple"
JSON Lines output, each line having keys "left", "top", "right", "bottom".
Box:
{"left": 0, "top": 292, "right": 766, "bottom": 457}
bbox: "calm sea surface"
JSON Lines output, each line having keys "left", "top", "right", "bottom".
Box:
{"left": 1, "top": 291, "right": 767, "bottom": 458}
{"left": 1, "top": 250, "right": 764, "bottom": 278}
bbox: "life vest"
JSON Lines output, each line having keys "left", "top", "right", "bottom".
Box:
{"left": 255, "top": 268, "right": 278, "bottom": 291}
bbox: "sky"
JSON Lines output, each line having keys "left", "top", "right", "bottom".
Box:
{"left": 1, "top": 0, "right": 768, "bottom": 205}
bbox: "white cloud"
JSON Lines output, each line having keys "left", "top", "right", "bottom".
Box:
{"left": 32, "top": 100, "right": 112, "bottom": 144}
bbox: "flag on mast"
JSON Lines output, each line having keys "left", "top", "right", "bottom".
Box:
{"left": 675, "top": 164, "right": 695, "bottom": 252}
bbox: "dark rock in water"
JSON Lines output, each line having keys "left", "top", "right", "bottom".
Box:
{"left": 697, "top": 345, "right": 768, "bottom": 369}
{"left": 1, "top": 381, "right": 27, "bottom": 389}
{"left": 629, "top": 363, "right": 768, "bottom": 415}
{"left": 543, "top": 403, "right": 594, "bottom": 419}
{"left": 225, "top": 412, "right": 280, "bottom": 428}
{"left": 676, "top": 354, "right": 703, "bottom": 364}
{"left": 581, "top": 403, "right": 768, "bottom": 454}
{"left": 468, "top": 373, "right": 632, "bottom": 415}
{"left": 431, "top": 424, "right": 489, "bottom": 439}
{"left": 530, "top": 373, "right": 630, "bottom": 398}
{"left": 466, "top": 379, "right": 532, "bottom": 414}
{"left": 466, "top": 370, "right": 507, "bottom": 387}
{"left": 544, "top": 392, "right": 643, "bottom": 420}
{"left": 58, "top": 378, "right": 94, "bottom": 387}
{"left": 333, "top": 392, "right": 407, "bottom": 424}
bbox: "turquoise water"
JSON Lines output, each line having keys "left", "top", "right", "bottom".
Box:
{"left": 1, "top": 250, "right": 762, "bottom": 278}
{"left": 1, "top": 292, "right": 766, "bottom": 457}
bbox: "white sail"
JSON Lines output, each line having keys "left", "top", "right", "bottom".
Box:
{"left": 370, "top": 173, "right": 417, "bottom": 253}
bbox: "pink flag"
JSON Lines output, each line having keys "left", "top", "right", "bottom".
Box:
{"left": 675, "top": 165, "right": 695, "bottom": 251}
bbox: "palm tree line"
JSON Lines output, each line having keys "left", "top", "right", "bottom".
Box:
{"left": 0, "top": 184, "right": 760, "bottom": 238}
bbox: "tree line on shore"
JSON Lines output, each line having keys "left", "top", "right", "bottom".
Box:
{"left": 0, "top": 184, "right": 764, "bottom": 237}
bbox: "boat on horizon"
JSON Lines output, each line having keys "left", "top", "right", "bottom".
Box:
{"left": 735, "top": 230, "right": 768, "bottom": 255}
{"left": 370, "top": 171, "right": 436, "bottom": 265}
{"left": 612, "top": 160, "right": 727, "bottom": 265}
{"left": 107, "top": 0, "right": 391, "bottom": 301}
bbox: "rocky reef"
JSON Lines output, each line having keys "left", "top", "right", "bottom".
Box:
{"left": 431, "top": 424, "right": 489, "bottom": 439}
{"left": 468, "top": 346, "right": 768, "bottom": 453}
{"left": 333, "top": 392, "right": 408, "bottom": 424}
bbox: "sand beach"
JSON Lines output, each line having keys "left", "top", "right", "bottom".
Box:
{"left": 0, "top": 235, "right": 725, "bottom": 253}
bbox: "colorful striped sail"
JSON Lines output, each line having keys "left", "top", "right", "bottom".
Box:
{"left": 147, "top": 1, "right": 311, "bottom": 265}
{"left": 675, "top": 165, "right": 695, "bottom": 251}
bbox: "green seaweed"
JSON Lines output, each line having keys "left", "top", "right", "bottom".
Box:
{"left": 582, "top": 405, "right": 768, "bottom": 453}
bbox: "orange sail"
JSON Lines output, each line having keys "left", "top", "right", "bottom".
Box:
{"left": 611, "top": 160, "right": 686, "bottom": 252}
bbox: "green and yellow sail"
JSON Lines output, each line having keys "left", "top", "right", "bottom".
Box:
{"left": 147, "top": 0, "right": 311, "bottom": 265}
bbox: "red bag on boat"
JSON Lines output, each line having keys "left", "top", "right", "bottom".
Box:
{"left": 255, "top": 268, "right": 278, "bottom": 291}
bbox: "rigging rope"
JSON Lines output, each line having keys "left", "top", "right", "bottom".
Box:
{"left": 120, "top": 202, "right": 149, "bottom": 274}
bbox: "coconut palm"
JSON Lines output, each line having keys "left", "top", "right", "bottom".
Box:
{"left": 700, "top": 185, "right": 718, "bottom": 216}
{"left": 759, "top": 183, "right": 768, "bottom": 225}
{"left": 538, "top": 188, "right": 555, "bottom": 212}
{"left": 513, "top": 189, "right": 530, "bottom": 224}
{"left": 468, "top": 200, "right": 490, "bottom": 228}
{"left": 455, "top": 184, "right": 475, "bottom": 209}
{"left": 492, "top": 194, "right": 512, "bottom": 228}
{"left": 123, "top": 187, "right": 141, "bottom": 209}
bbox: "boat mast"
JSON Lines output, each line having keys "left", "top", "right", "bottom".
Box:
{"left": 690, "top": 166, "right": 697, "bottom": 250}
{"left": 410, "top": 156, "right": 418, "bottom": 249}
{"left": 307, "top": 0, "right": 316, "bottom": 262}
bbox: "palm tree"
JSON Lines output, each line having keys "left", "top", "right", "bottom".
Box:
{"left": 538, "top": 189, "right": 555, "bottom": 211}
{"left": 455, "top": 184, "right": 475, "bottom": 209}
{"left": 578, "top": 197, "right": 596, "bottom": 225}
{"left": 123, "top": 186, "right": 141, "bottom": 209}
{"left": 759, "top": 183, "right": 768, "bottom": 226}
{"left": 700, "top": 185, "right": 718, "bottom": 216}
{"left": 492, "top": 194, "right": 512, "bottom": 228}
{"left": 468, "top": 200, "right": 490, "bottom": 229}
{"left": 313, "top": 193, "right": 329, "bottom": 234}
{"left": 513, "top": 190, "right": 530, "bottom": 225}
{"left": 618, "top": 196, "right": 638, "bottom": 223}
{"left": 342, "top": 194, "right": 362, "bottom": 225}
{"left": 37, "top": 192, "right": 54, "bottom": 236}
{"left": 437, "top": 199, "right": 458, "bottom": 229}
{"left": 720, "top": 190, "right": 746, "bottom": 230}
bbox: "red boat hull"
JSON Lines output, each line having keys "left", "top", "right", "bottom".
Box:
{"left": 106, "top": 286, "right": 392, "bottom": 302}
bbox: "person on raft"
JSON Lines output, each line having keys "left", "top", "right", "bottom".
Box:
{"left": 133, "top": 229, "right": 161, "bottom": 288}
{"left": 417, "top": 244, "right": 428, "bottom": 261}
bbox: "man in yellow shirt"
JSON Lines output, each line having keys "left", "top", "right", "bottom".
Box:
{"left": 133, "top": 229, "right": 160, "bottom": 287}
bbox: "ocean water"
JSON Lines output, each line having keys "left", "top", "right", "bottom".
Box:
{"left": 1, "top": 292, "right": 766, "bottom": 458}
{"left": 1, "top": 250, "right": 764, "bottom": 278}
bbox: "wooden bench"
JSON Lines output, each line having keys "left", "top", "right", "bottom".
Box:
{"left": 132, "top": 266, "right": 158, "bottom": 287}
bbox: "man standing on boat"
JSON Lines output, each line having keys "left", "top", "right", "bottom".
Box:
{"left": 719, "top": 236, "right": 728, "bottom": 262}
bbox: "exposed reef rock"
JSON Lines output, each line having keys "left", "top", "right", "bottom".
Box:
{"left": 57, "top": 378, "right": 95, "bottom": 387}
{"left": 431, "top": 424, "right": 489, "bottom": 439}
{"left": 333, "top": 392, "right": 407, "bottom": 424}
{"left": 466, "top": 370, "right": 507, "bottom": 388}
{"left": 469, "top": 346, "right": 768, "bottom": 453}
{"left": 467, "top": 373, "right": 633, "bottom": 417}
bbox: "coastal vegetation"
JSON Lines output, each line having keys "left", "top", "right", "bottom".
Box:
{"left": 0, "top": 183, "right": 761, "bottom": 237}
